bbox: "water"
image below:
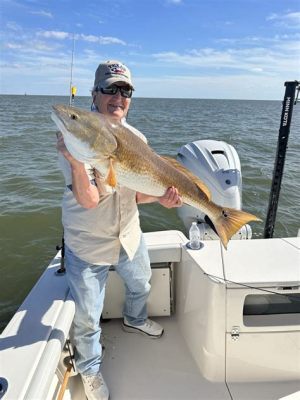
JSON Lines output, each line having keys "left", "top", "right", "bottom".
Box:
{"left": 0, "top": 95, "right": 299, "bottom": 332}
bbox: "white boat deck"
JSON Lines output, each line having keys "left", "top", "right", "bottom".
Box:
{"left": 100, "top": 316, "right": 230, "bottom": 400}
{"left": 69, "top": 316, "right": 300, "bottom": 400}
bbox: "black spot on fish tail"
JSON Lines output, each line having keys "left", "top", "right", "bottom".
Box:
{"left": 222, "top": 210, "right": 228, "bottom": 218}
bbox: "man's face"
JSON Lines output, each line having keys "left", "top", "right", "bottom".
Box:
{"left": 94, "top": 85, "right": 131, "bottom": 121}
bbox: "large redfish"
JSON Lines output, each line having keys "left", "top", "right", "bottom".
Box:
{"left": 52, "top": 104, "right": 260, "bottom": 249}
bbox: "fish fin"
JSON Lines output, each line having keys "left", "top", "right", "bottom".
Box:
{"left": 161, "top": 156, "right": 211, "bottom": 200}
{"left": 105, "top": 158, "right": 117, "bottom": 187}
{"left": 210, "top": 206, "right": 262, "bottom": 249}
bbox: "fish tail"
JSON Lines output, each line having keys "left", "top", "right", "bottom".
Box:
{"left": 209, "top": 205, "right": 261, "bottom": 249}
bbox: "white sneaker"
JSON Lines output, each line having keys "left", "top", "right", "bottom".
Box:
{"left": 81, "top": 372, "right": 109, "bottom": 400}
{"left": 122, "top": 318, "right": 164, "bottom": 338}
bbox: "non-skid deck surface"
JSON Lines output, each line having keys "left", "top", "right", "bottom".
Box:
{"left": 101, "top": 316, "right": 230, "bottom": 400}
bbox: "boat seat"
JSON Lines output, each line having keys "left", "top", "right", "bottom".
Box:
{"left": 103, "top": 230, "right": 187, "bottom": 318}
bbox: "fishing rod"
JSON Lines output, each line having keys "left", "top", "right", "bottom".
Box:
{"left": 264, "top": 80, "right": 300, "bottom": 238}
{"left": 69, "top": 32, "right": 77, "bottom": 107}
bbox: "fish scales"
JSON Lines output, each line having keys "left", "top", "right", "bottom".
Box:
{"left": 113, "top": 127, "right": 206, "bottom": 200}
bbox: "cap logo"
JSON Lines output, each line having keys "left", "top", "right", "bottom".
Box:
{"left": 106, "top": 63, "right": 128, "bottom": 78}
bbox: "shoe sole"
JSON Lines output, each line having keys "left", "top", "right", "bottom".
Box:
{"left": 122, "top": 323, "right": 164, "bottom": 339}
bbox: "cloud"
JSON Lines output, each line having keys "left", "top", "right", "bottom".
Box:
{"left": 79, "top": 34, "right": 126, "bottom": 45}
{"left": 30, "top": 10, "right": 53, "bottom": 18}
{"left": 5, "top": 43, "right": 23, "bottom": 50}
{"left": 266, "top": 11, "right": 300, "bottom": 28}
{"left": 167, "top": 0, "right": 182, "bottom": 4}
{"left": 152, "top": 34, "right": 300, "bottom": 76}
{"left": 37, "top": 30, "right": 126, "bottom": 45}
{"left": 6, "top": 21, "right": 22, "bottom": 31}
{"left": 0, "top": 62, "right": 23, "bottom": 69}
{"left": 38, "top": 31, "right": 69, "bottom": 39}
{"left": 153, "top": 49, "right": 234, "bottom": 69}
{"left": 217, "top": 33, "right": 300, "bottom": 46}
{"left": 4, "top": 40, "right": 62, "bottom": 53}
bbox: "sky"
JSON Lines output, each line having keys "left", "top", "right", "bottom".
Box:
{"left": 1, "top": 0, "right": 300, "bottom": 100}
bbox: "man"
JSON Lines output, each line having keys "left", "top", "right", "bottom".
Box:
{"left": 57, "top": 60, "right": 182, "bottom": 400}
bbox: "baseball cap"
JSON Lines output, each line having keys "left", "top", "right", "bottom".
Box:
{"left": 94, "top": 60, "right": 134, "bottom": 90}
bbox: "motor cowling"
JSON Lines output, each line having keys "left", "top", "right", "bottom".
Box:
{"left": 176, "top": 139, "right": 252, "bottom": 240}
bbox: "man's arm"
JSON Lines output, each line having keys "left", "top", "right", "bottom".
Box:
{"left": 57, "top": 135, "right": 100, "bottom": 208}
{"left": 136, "top": 187, "right": 183, "bottom": 209}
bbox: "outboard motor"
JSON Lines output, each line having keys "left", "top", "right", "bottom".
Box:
{"left": 176, "top": 139, "right": 252, "bottom": 240}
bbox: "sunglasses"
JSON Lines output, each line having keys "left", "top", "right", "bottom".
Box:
{"left": 98, "top": 85, "right": 133, "bottom": 98}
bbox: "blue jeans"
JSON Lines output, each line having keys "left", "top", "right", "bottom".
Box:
{"left": 65, "top": 234, "right": 151, "bottom": 375}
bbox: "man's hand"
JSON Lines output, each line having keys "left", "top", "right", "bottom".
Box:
{"left": 136, "top": 187, "right": 183, "bottom": 207}
{"left": 158, "top": 186, "right": 183, "bottom": 209}
{"left": 56, "top": 132, "right": 83, "bottom": 168}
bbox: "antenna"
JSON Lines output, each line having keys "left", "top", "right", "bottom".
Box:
{"left": 69, "top": 33, "right": 76, "bottom": 106}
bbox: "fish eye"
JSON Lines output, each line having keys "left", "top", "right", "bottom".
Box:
{"left": 70, "top": 114, "right": 77, "bottom": 120}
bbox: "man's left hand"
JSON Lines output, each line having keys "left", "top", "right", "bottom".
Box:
{"left": 158, "top": 187, "right": 183, "bottom": 209}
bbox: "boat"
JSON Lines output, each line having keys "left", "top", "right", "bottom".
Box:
{"left": 0, "top": 82, "right": 299, "bottom": 400}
